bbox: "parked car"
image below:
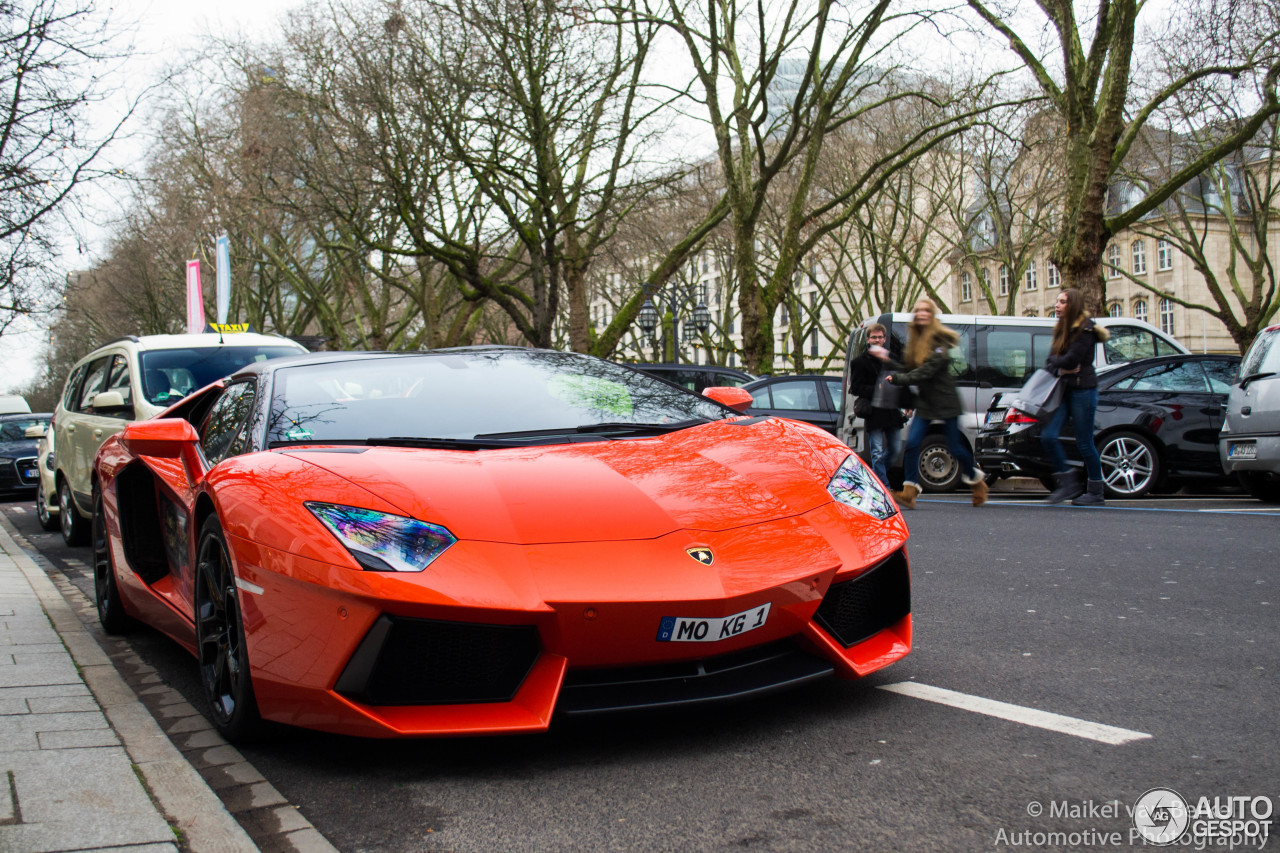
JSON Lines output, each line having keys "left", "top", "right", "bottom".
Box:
{"left": 976, "top": 353, "right": 1241, "bottom": 498}
{"left": 838, "top": 313, "right": 1189, "bottom": 491}
{"left": 52, "top": 332, "right": 308, "bottom": 546}
{"left": 92, "top": 347, "right": 910, "bottom": 741}
{"left": 1219, "top": 323, "right": 1280, "bottom": 503}
{"left": 743, "top": 374, "right": 844, "bottom": 434}
{"left": 34, "top": 422, "right": 58, "bottom": 530}
{"left": 0, "top": 413, "right": 51, "bottom": 498}
{"left": 626, "top": 363, "right": 754, "bottom": 392}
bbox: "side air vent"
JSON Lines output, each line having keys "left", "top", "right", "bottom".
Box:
{"left": 814, "top": 549, "right": 910, "bottom": 647}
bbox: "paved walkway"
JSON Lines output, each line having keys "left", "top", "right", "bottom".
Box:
{"left": 0, "top": 519, "right": 257, "bottom": 853}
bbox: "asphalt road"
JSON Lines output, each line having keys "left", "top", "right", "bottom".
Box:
{"left": 5, "top": 486, "right": 1278, "bottom": 852}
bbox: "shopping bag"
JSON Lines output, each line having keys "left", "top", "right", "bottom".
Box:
{"left": 870, "top": 371, "right": 900, "bottom": 409}
{"left": 1005, "top": 368, "right": 1063, "bottom": 421}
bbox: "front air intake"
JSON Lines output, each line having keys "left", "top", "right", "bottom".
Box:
{"left": 814, "top": 549, "right": 910, "bottom": 647}
{"left": 335, "top": 615, "right": 540, "bottom": 706}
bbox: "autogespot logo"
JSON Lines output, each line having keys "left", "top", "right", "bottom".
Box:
{"left": 1133, "top": 787, "right": 1191, "bottom": 845}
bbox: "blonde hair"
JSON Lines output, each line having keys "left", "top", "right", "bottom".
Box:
{"left": 904, "top": 298, "right": 946, "bottom": 367}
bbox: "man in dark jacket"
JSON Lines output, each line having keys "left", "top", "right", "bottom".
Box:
{"left": 848, "top": 324, "right": 906, "bottom": 486}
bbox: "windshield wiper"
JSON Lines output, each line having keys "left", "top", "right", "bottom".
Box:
{"left": 365, "top": 436, "right": 519, "bottom": 450}
{"left": 1240, "top": 371, "right": 1276, "bottom": 390}
{"left": 475, "top": 418, "right": 712, "bottom": 441}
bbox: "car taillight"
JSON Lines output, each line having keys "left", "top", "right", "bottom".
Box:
{"left": 1004, "top": 409, "right": 1039, "bottom": 424}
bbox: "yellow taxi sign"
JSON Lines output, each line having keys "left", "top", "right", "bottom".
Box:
{"left": 204, "top": 322, "right": 254, "bottom": 334}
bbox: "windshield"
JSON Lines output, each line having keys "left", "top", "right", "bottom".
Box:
{"left": 140, "top": 346, "right": 303, "bottom": 406}
{"left": 0, "top": 417, "right": 48, "bottom": 442}
{"left": 266, "top": 350, "right": 732, "bottom": 446}
{"left": 1241, "top": 328, "right": 1280, "bottom": 378}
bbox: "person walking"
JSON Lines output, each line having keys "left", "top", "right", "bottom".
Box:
{"left": 1041, "top": 288, "right": 1109, "bottom": 506}
{"left": 872, "top": 298, "right": 987, "bottom": 509}
{"left": 849, "top": 323, "right": 907, "bottom": 487}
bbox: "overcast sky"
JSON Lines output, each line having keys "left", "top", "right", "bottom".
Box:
{"left": 1, "top": 0, "right": 304, "bottom": 394}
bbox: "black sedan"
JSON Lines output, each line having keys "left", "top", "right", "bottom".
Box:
{"left": 976, "top": 354, "right": 1241, "bottom": 498}
{"left": 0, "top": 413, "right": 51, "bottom": 498}
{"left": 743, "top": 374, "right": 844, "bottom": 434}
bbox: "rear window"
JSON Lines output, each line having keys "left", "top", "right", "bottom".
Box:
{"left": 140, "top": 346, "right": 303, "bottom": 406}
{"left": 1241, "top": 328, "right": 1280, "bottom": 378}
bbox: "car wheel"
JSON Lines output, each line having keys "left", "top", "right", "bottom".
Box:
{"left": 1098, "top": 431, "right": 1161, "bottom": 498}
{"left": 58, "top": 479, "right": 89, "bottom": 546}
{"left": 195, "top": 514, "right": 264, "bottom": 742}
{"left": 92, "top": 486, "right": 133, "bottom": 634}
{"left": 1237, "top": 471, "right": 1280, "bottom": 504}
{"left": 917, "top": 435, "right": 961, "bottom": 492}
{"left": 35, "top": 486, "right": 58, "bottom": 531}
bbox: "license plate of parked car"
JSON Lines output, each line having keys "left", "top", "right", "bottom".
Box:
{"left": 986, "top": 409, "right": 1007, "bottom": 426}
{"left": 657, "top": 603, "right": 771, "bottom": 642}
{"left": 1228, "top": 441, "right": 1257, "bottom": 460}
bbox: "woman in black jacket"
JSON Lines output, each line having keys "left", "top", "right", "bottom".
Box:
{"left": 1042, "top": 289, "right": 1110, "bottom": 506}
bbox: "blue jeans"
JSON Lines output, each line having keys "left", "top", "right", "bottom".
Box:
{"left": 1041, "top": 386, "right": 1103, "bottom": 481}
{"left": 902, "top": 415, "right": 977, "bottom": 486}
{"left": 867, "top": 425, "right": 900, "bottom": 486}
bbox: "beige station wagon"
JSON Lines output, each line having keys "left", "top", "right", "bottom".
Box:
{"left": 51, "top": 332, "right": 307, "bottom": 545}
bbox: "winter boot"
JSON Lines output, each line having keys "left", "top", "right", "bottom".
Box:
{"left": 1043, "top": 469, "right": 1083, "bottom": 505}
{"left": 892, "top": 482, "right": 920, "bottom": 510}
{"left": 1072, "top": 479, "right": 1106, "bottom": 506}
{"left": 961, "top": 469, "right": 989, "bottom": 507}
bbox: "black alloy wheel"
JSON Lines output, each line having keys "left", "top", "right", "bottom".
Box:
{"left": 58, "top": 478, "right": 89, "bottom": 546}
{"left": 92, "top": 486, "right": 133, "bottom": 634}
{"left": 917, "top": 435, "right": 961, "bottom": 492}
{"left": 195, "top": 514, "right": 264, "bottom": 742}
{"left": 1099, "top": 431, "right": 1161, "bottom": 498}
{"left": 35, "top": 485, "right": 58, "bottom": 531}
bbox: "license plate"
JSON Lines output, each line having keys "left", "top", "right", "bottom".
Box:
{"left": 986, "top": 410, "right": 1007, "bottom": 426}
{"left": 1229, "top": 441, "right": 1257, "bottom": 460}
{"left": 657, "top": 603, "right": 771, "bottom": 642}
{"left": 18, "top": 466, "right": 37, "bottom": 481}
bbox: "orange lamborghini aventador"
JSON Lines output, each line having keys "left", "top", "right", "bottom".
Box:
{"left": 91, "top": 348, "right": 912, "bottom": 741}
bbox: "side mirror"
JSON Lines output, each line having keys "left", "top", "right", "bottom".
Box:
{"left": 91, "top": 391, "right": 133, "bottom": 418}
{"left": 24, "top": 425, "right": 47, "bottom": 438}
{"left": 121, "top": 418, "right": 207, "bottom": 484}
{"left": 703, "top": 386, "right": 754, "bottom": 412}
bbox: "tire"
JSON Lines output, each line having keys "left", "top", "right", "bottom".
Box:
{"left": 92, "top": 486, "right": 134, "bottom": 634}
{"left": 917, "top": 435, "right": 961, "bottom": 492}
{"left": 1098, "top": 431, "right": 1161, "bottom": 498}
{"left": 1237, "top": 471, "right": 1280, "bottom": 504}
{"left": 59, "top": 478, "right": 89, "bottom": 546}
{"left": 195, "top": 514, "right": 264, "bottom": 742}
{"left": 35, "top": 485, "right": 58, "bottom": 531}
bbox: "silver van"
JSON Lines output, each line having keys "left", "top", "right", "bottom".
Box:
{"left": 1219, "top": 323, "right": 1280, "bottom": 503}
{"left": 838, "top": 313, "right": 1189, "bottom": 490}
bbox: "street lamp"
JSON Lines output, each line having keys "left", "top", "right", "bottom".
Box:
{"left": 637, "top": 283, "right": 711, "bottom": 364}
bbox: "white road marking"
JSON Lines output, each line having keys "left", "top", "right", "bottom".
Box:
{"left": 878, "top": 682, "right": 1152, "bottom": 745}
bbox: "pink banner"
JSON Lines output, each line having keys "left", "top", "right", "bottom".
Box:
{"left": 186, "top": 260, "right": 205, "bottom": 333}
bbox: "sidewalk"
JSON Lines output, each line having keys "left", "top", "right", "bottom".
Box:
{"left": 0, "top": 519, "right": 256, "bottom": 853}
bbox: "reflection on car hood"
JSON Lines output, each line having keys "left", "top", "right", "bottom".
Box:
{"left": 0, "top": 439, "right": 37, "bottom": 457}
{"left": 284, "top": 418, "right": 836, "bottom": 544}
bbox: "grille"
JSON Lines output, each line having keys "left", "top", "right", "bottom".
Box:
{"left": 814, "top": 549, "right": 910, "bottom": 647}
{"left": 335, "top": 615, "right": 540, "bottom": 706}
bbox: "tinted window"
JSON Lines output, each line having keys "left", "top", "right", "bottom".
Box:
{"left": 268, "top": 352, "right": 730, "bottom": 445}
{"left": 980, "top": 328, "right": 1053, "bottom": 387}
{"left": 61, "top": 364, "right": 88, "bottom": 411}
{"left": 141, "top": 345, "right": 303, "bottom": 406}
{"left": 76, "top": 357, "right": 112, "bottom": 412}
{"left": 1241, "top": 329, "right": 1280, "bottom": 377}
{"left": 824, "top": 379, "right": 842, "bottom": 412}
{"left": 1104, "top": 325, "right": 1158, "bottom": 363}
{"left": 200, "top": 383, "right": 257, "bottom": 465}
{"left": 760, "top": 380, "right": 820, "bottom": 411}
{"left": 1120, "top": 361, "right": 1210, "bottom": 393}
{"left": 713, "top": 371, "right": 752, "bottom": 388}
{"left": 1202, "top": 359, "right": 1240, "bottom": 393}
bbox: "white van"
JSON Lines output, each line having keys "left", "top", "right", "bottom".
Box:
{"left": 838, "top": 313, "right": 1189, "bottom": 490}
{"left": 0, "top": 394, "right": 31, "bottom": 414}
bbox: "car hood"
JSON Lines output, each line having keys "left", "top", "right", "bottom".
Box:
{"left": 0, "top": 439, "right": 37, "bottom": 457}
{"left": 283, "top": 418, "right": 839, "bottom": 544}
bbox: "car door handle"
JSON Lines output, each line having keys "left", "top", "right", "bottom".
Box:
{"left": 1242, "top": 406, "right": 1251, "bottom": 415}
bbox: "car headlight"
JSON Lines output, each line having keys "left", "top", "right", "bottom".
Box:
{"left": 0, "top": 457, "right": 12, "bottom": 466}
{"left": 827, "top": 455, "right": 897, "bottom": 520}
{"left": 305, "top": 502, "right": 456, "bottom": 572}
{"left": 45, "top": 453, "right": 55, "bottom": 470}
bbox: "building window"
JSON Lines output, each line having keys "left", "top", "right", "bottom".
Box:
{"left": 1133, "top": 299, "right": 1148, "bottom": 323}
{"left": 1132, "top": 240, "right": 1146, "bottom": 274}
{"left": 982, "top": 268, "right": 992, "bottom": 296}
{"left": 810, "top": 327, "right": 819, "bottom": 357}
{"left": 1047, "top": 263, "right": 1060, "bottom": 288}
{"left": 1160, "top": 298, "right": 1175, "bottom": 335}
{"left": 960, "top": 271, "right": 972, "bottom": 302}
{"left": 1108, "top": 302, "right": 1123, "bottom": 317}
{"left": 1024, "top": 262, "right": 1037, "bottom": 291}
{"left": 999, "top": 264, "right": 1010, "bottom": 295}
{"left": 1107, "top": 244, "right": 1121, "bottom": 278}
{"left": 1157, "top": 239, "right": 1173, "bottom": 271}
{"left": 779, "top": 305, "right": 789, "bottom": 326}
